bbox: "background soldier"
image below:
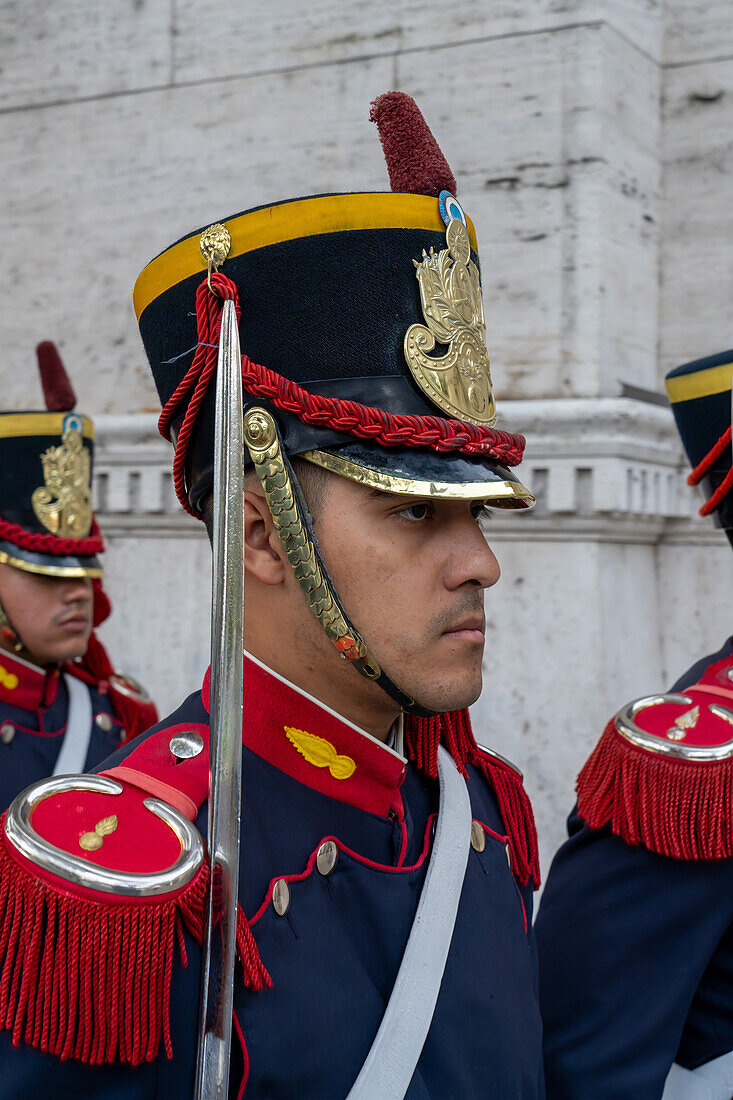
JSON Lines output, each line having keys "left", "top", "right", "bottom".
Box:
{"left": 0, "top": 95, "right": 542, "bottom": 1097}
{"left": 536, "top": 349, "right": 733, "bottom": 1099}
{"left": 0, "top": 342, "right": 157, "bottom": 808}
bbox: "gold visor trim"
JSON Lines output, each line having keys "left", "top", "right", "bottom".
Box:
{"left": 301, "top": 448, "right": 535, "bottom": 508}
{"left": 0, "top": 413, "right": 94, "bottom": 441}
{"left": 665, "top": 361, "right": 733, "bottom": 404}
{"left": 0, "top": 548, "right": 102, "bottom": 579}
{"left": 133, "top": 193, "right": 477, "bottom": 321}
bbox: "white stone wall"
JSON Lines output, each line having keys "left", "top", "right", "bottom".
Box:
{"left": 2, "top": 0, "right": 733, "bottom": 879}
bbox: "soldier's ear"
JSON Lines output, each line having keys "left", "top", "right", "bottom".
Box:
{"left": 243, "top": 489, "right": 286, "bottom": 584}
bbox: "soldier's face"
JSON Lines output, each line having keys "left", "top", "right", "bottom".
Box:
{"left": 313, "top": 478, "right": 501, "bottom": 715}
{"left": 0, "top": 564, "right": 93, "bottom": 667}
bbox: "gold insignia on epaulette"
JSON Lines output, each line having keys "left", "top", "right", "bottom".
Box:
{"left": 31, "top": 415, "right": 92, "bottom": 537}
{"left": 284, "top": 725, "right": 356, "bottom": 780}
{"left": 666, "top": 705, "right": 700, "bottom": 740}
{"left": 404, "top": 209, "right": 496, "bottom": 426}
{"left": 79, "top": 814, "right": 118, "bottom": 852}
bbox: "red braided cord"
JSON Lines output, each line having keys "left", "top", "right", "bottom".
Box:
{"left": 700, "top": 466, "right": 733, "bottom": 516}
{"left": 239, "top": 355, "right": 524, "bottom": 461}
{"left": 0, "top": 515, "right": 104, "bottom": 556}
{"left": 158, "top": 273, "right": 526, "bottom": 515}
{"left": 687, "top": 426, "right": 731, "bottom": 485}
{"left": 685, "top": 425, "right": 733, "bottom": 516}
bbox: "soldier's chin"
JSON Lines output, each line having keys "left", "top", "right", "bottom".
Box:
{"left": 409, "top": 673, "right": 483, "bottom": 715}
{"left": 51, "top": 635, "right": 92, "bottom": 664}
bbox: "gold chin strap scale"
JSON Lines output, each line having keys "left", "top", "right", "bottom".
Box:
{"left": 243, "top": 407, "right": 380, "bottom": 674}
{"left": 242, "top": 406, "right": 437, "bottom": 718}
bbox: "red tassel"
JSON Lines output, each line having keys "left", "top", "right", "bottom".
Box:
{"left": 405, "top": 709, "right": 540, "bottom": 888}
{"left": 180, "top": 865, "right": 271, "bottom": 994}
{"left": 370, "top": 92, "right": 457, "bottom": 197}
{"left": 577, "top": 719, "right": 733, "bottom": 861}
{"left": 91, "top": 578, "right": 112, "bottom": 628}
{"left": 36, "top": 342, "right": 76, "bottom": 412}
{"left": 236, "top": 906, "right": 273, "bottom": 992}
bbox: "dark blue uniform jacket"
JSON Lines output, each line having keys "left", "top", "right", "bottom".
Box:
{"left": 0, "top": 656, "right": 544, "bottom": 1098}
{"left": 536, "top": 637, "right": 733, "bottom": 1100}
{"left": 0, "top": 649, "right": 126, "bottom": 810}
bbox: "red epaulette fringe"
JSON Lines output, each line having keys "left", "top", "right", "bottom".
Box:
{"left": 405, "top": 709, "right": 540, "bottom": 888}
{"left": 577, "top": 719, "right": 733, "bottom": 861}
{"left": 0, "top": 838, "right": 270, "bottom": 1065}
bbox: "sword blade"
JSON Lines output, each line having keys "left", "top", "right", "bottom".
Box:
{"left": 194, "top": 298, "right": 245, "bottom": 1099}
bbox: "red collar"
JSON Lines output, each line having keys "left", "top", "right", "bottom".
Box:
{"left": 202, "top": 654, "right": 406, "bottom": 818}
{"left": 0, "top": 650, "right": 61, "bottom": 710}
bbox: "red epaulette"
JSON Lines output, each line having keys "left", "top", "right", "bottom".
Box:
{"left": 577, "top": 655, "right": 733, "bottom": 860}
{"left": 0, "top": 721, "right": 269, "bottom": 1067}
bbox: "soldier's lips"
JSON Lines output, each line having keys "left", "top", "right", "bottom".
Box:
{"left": 442, "top": 615, "right": 485, "bottom": 644}
{"left": 57, "top": 615, "right": 90, "bottom": 633}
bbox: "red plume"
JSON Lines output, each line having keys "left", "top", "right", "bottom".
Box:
{"left": 36, "top": 341, "right": 76, "bottom": 411}
{"left": 370, "top": 92, "right": 457, "bottom": 197}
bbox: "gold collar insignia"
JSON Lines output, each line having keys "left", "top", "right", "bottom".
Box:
{"left": 285, "top": 725, "right": 357, "bottom": 780}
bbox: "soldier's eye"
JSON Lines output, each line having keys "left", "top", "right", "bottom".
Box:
{"left": 471, "top": 502, "right": 493, "bottom": 521}
{"left": 399, "top": 502, "right": 431, "bottom": 522}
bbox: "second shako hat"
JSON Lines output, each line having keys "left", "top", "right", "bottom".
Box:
{"left": 133, "top": 92, "right": 534, "bottom": 515}
{"left": 665, "top": 349, "right": 733, "bottom": 540}
{"left": 0, "top": 342, "right": 102, "bottom": 579}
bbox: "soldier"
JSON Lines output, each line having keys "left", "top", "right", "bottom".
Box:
{"left": 0, "top": 342, "right": 157, "bottom": 808}
{"left": 536, "top": 348, "right": 733, "bottom": 1099}
{"left": 0, "top": 94, "right": 543, "bottom": 1097}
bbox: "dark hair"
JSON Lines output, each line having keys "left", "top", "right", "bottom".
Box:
{"left": 201, "top": 456, "right": 330, "bottom": 544}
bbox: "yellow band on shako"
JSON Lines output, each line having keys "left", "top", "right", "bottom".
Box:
{"left": 665, "top": 361, "right": 733, "bottom": 405}
{"left": 132, "top": 192, "right": 478, "bottom": 322}
{"left": 0, "top": 413, "right": 94, "bottom": 441}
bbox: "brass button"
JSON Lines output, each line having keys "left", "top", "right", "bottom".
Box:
{"left": 470, "top": 821, "right": 486, "bottom": 852}
{"left": 169, "top": 731, "right": 205, "bottom": 760}
{"left": 0, "top": 722, "right": 15, "bottom": 744}
{"left": 316, "top": 840, "right": 338, "bottom": 876}
{"left": 505, "top": 843, "right": 513, "bottom": 870}
{"left": 95, "top": 713, "right": 113, "bottom": 732}
{"left": 727, "top": 667, "right": 733, "bottom": 683}
{"left": 272, "top": 879, "right": 291, "bottom": 917}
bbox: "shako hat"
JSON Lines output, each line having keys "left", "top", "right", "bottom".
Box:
{"left": 665, "top": 349, "right": 733, "bottom": 544}
{"left": 133, "top": 92, "right": 533, "bottom": 515}
{"left": 0, "top": 343, "right": 102, "bottom": 578}
{"left": 133, "top": 92, "right": 536, "bottom": 717}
